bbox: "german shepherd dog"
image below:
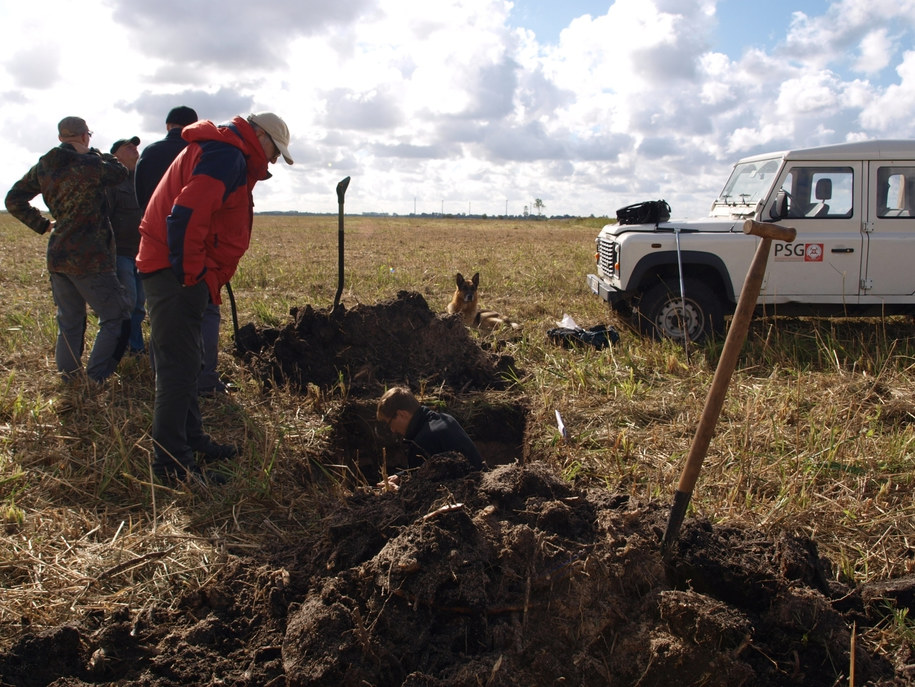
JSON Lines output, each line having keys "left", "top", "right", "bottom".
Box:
{"left": 447, "top": 272, "right": 521, "bottom": 331}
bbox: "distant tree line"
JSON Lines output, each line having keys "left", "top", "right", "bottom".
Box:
{"left": 255, "top": 210, "right": 605, "bottom": 220}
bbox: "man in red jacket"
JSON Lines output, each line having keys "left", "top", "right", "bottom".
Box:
{"left": 137, "top": 112, "right": 293, "bottom": 485}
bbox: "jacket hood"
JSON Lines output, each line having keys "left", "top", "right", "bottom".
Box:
{"left": 182, "top": 116, "right": 269, "bottom": 181}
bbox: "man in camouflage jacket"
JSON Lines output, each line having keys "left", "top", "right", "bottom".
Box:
{"left": 5, "top": 116, "right": 131, "bottom": 383}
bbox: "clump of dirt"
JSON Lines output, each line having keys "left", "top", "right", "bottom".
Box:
{"left": 279, "top": 459, "right": 906, "bottom": 686}
{"left": 1, "top": 458, "right": 910, "bottom": 686}
{"left": 236, "top": 290, "right": 515, "bottom": 396}
{"left": 2, "top": 293, "right": 913, "bottom": 685}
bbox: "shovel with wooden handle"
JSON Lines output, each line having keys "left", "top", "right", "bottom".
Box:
{"left": 661, "top": 219, "right": 797, "bottom": 557}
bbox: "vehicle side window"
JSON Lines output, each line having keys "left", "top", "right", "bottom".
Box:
{"left": 779, "top": 166, "right": 854, "bottom": 218}
{"left": 876, "top": 167, "right": 915, "bottom": 218}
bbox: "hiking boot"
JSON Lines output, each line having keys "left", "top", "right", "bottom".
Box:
{"left": 198, "top": 379, "right": 237, "bottom": 398}
{"left": 192, "top": 440, "right": 239, "bottom": 463}
{"left": 153, "top": 459, "right": 228, "bottom": 488}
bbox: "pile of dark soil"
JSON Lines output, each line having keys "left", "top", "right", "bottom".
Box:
{"left": 1, "top": 458, "right": 912, "bottom": 686}
{"left": 3, "top": 293, "right": 913, "bottom": 685}
{"left": 235, "top": 291, "right": 515, "bottom": 396}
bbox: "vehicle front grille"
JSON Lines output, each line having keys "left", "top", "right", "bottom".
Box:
{"left": 597, "top": 238, "right": 617, "bottom": 277}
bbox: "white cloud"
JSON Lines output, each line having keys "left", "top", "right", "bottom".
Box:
{"left": 109, "top": 0, "right": 372, "bottom": 69}
{"left": 777, "top": 72, "right": 841, "bottom": 116}
{"left": 859, "top": 51, "right": 915, "bottom": 131}
{"left": 854, "top": 29, "right": 893, "bottom": 74}
{"left": 6, "top": 45, "right": 61, "bottom": 90}
{"left": 783, "top": 0, "right": 915, "bottom": 73}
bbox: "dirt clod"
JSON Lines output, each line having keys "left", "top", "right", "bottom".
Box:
{"left": 237, "top": 291, "right": 514, "bottom": 396}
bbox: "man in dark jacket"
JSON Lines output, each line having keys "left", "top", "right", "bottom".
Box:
{"left": 377, "top": 386, "right": 484, "bottom": 470}
{"left": 108, "top": 136, "right": 146, "bottom": 354}
{"left": 137, "top": 112, "right": 293, "bottom": 485}
{"left": 135, "top": 106, "right": 198, "bottom": 209}
{"left": 5, "top": 116, "right": 130, "bottom": 383}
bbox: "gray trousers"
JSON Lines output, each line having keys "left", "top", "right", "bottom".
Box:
{"left": 49, "top": 271, "right": 130, "bottom": 382}
{"left": 147, "top": 300, "right": 223, "bottom": 394}
{"left": 143, "top": 270, "right": 211, "bottom": 467}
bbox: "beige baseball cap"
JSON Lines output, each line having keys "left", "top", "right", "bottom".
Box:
{"left": 248, "top": 112, "right": 293, "bottom": 165}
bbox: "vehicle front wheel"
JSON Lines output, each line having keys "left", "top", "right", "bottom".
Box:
{"left": 634, "top": 278, "right": 724, "bottom": 343}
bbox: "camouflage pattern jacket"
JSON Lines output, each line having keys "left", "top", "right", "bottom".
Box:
{"left": 5, "top": 143, "right": 127, "bottom": 275}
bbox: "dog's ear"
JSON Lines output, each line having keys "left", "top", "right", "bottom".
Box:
{"left": 472, "top": 272, "right": 480, "bottom": 286}
{"left": 455, "top": 273, "right": 464, "bottom": 287}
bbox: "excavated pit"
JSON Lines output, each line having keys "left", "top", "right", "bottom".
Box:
{"left": 237, "top": 290, "right": 529, "bottom": 482}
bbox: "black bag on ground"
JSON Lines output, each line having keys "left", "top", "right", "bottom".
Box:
{"left": 616, "top": 200, "right": 671, "bottom": 225}
{"left": 547, "top": 324, "right": 620, "bottom": 350}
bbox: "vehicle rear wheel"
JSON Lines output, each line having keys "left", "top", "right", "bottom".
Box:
{"left": 634, "top": 278, "right": 724, "bottom": 343}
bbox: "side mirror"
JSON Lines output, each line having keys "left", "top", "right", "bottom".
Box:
{"left": 768, "top": 190, "right": 789, "bottom": 220}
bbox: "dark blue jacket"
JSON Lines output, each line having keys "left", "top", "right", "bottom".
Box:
{"left": 135, "top": 127, "right": 188, "bottom": 211}
{"left": 404, "top": 406, "right": 484, "bottom": 470}
{"left": 107, "top": 170, "right": 142, "bottom": 257}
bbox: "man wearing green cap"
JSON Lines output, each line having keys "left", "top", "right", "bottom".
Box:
{"left": 137, "top": 112, "right": 293, "bottom": 486}
{"left": 5, "top": 116, "right": 131, "bottom": 384}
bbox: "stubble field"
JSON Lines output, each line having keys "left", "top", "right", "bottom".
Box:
{"left": 1, "top": 212, "right": 914, "bottom": 685}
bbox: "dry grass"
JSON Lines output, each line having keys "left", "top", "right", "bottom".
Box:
{"left": 1, "top": 211, "right": 915, "bottom": 652}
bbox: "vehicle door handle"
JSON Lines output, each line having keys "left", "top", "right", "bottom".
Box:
{"left": 831, "top": 248, "right": 854, "bottom": 253}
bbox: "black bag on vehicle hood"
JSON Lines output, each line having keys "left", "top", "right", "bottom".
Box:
{"left": 616, "top": 200, "right": 671, "bottom": 225}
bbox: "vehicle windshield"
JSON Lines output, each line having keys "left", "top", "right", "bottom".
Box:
{"left": 716, "top": 157, "right": 781, "bottom": 206}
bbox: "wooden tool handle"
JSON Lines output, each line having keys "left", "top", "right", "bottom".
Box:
{"left": 743, "top": 220, "right": 797, "bottom": 242}
{"left": 674, "top": 221, "right": 795, "bottom": 494}
{"left": 663, "top": 219, "right": 797, "bottom": 555}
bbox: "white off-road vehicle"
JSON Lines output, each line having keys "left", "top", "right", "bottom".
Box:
{"left": 587, "top": 140, "right": 915, "bottom": 342}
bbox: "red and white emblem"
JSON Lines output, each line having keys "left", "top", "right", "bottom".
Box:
{"left": 804, "top": 243, "right": 823, "bottom": 262}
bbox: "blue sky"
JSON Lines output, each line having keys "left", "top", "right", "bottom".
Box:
{"left": 715, "top": 0, "right": 810, "bottom": 55}
{"left": 508, "top": 0, "right": 612, "bottom": 43}
{"left": 514, "top": 1, "right": 814, "bottom": 55}
{"left": 1, "top": 0, "right": 914, "bottom": 218}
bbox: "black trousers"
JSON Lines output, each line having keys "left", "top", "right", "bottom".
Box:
{"left": 144, "top": 270, "right": 210, "bottom": 468}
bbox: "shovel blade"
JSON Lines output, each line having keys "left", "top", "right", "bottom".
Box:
{"left": 336, "top": 176, "right": 351, "bottom": 203}
{"left": 661, "top": 489, "right": 692, "bottom": 557}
